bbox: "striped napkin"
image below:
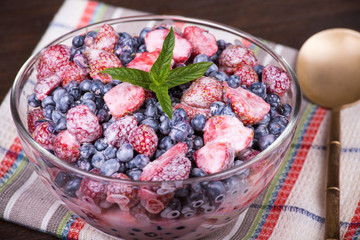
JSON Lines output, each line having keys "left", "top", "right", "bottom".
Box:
{"left": 1, "top": 0, "right": 360, "bottom": 239}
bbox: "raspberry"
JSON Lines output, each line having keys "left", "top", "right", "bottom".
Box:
{"left": 219, "top": 44, "right": 257, "bottom": 69}
{"left": 183, "top": 26, "right": 218, "bottom": 57}
{"left": 66, "top": 105, "right": 102, "bottom": 143}
{"left": 53, "top": 130, "right": 81, "bottom": 163}
{"left": 27, "top": 108, "right": 45, "bottom": 134}
{"left": 104, "top": 115, "right": 138, "bottom": 148}
{"left": 262, "top": 65, "right": 291, "bottom": 96}
{"left": 128, "top": 124, "right": 158, "bottom": 157}
{"left": 233, "top": 63, "right": 259, "bottom": 87}
{"left": 32, "top": 121, "right": 56, "bottom": 150}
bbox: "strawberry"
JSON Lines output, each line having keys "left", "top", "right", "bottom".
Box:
{"left": 103, "top": 82, "right": 145, "bottom": 118}
{"left": 106, "top": 173, "right": 138, "bottom": 206}
{"left": 173, "top": 103, "right": 211, "bottom": 120}
{"left": 34, "top": 74, "right": 62, "bottom": 100}
{"left": 27, "top": 108, "right": 45, "bottom": 134}
{"left": 203, "top": 115, "right": 254, "bottom": 153}
{"left": 181, "top": 76, "right": 223, "bottom": 108}
{"left": 36, "top": 58, "right": 53, "bottom": 79}
{"left": 92, "top": 24, "right": 119, "bottom": 53}
{"left": 219, "top": 44, "right": 257, "bottom": 69}
{"left": 145, "top": 29, "right": 192, "bottom": 63}
{"left": 78, "top": 169, "right": 106, "bottom": 205}
{"left": 140, "top": 143, "right": 191, "bottom": 181}
{"left": 194, "top": 142, "right": 235, "bottom": 174}
{"left": 223, "top": 82, "right": 270, "bottom": 125}
{"left": 128, "top": 124, "right": 158, "bottom": 157}
{"left": 66, "top": 105, "right": 102, "bottom": 143}
{"left": 32, "top": 121, "right": 56, "bottom": 150}
{"left": 138, "top": 188, "right": 173, "bottom": 214}
{"left": 183, "top": 26, "right": 218, "bottom": 57}
{"left": 37, "top": 44, "right": 71, "bottom": 74}
{"left": 104, "top": 115, "right": 138, "bottom": 148}
{"left": 237, "top": 148, "right": 260, "bottom": 161}
{"left": 127, "top": 51, "right": 160, "bottom": 72}
{"left": 84, "top": 48, "right": 122, "bottom": 83}
{"left": 233, "top": 63, "right": 259, "bottom": 87}
{"left": 61, "top": 61, "right": 89, "bottom": 86}
{"left": 53, "top": 130, "right": 81, "bottom": 163}
{"left": 262, "top": 65, "right": 291, "bottom": 96}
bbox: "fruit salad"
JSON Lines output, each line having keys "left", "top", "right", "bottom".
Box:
{"left": 26, "top": 22, "right": 292, "bottom": 239}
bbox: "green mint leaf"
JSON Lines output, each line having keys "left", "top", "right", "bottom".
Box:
{"left": 149, "top": 83, "right": 173, "bottom": 119}
{"left": 149, "top": 27, "right": 175, "bottom": 84}
{"left": 102, "top": 67, "right": 152, "bottom": 89}
{"left": 165, "top": 62, "right": 213, "bottom": 89}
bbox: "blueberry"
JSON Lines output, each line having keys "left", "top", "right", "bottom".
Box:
{"left": 227, "top": 75, "right": 242, "bottom": 88}
{"left": 193, "top": 136, "right": 204, "bottom": 150}
{"left": 200, "top": 202, "right": 217, "bottom": 213}
{"left": 191, "top": 114, "right": 206, "bottom": 131}
{"left": 254, "top": 125, "right": 269, "bottom": 139}
{"left": 119, "top": 52, "right": 135, "bottom": 66}
{"left": 72, "top": 35, "right": 85, "bottom": 48}
{"left": 184, "top": 137, "right": 194, "bottom": 150}
{"left": 159, "top": 136, "right": 174, "bottom": 151}
{"left": 216, "top": 39, "right": 227, "bottom": 50}
{"left": 91, "top": 152, "right": 106, "bottom": 169}
{"left": 187, "top": 191, "right": 206, "bottom": 208}
{"left": 43, "top": 105, "right": 55, "bottom": 119}
{"left": 161, "top": 198, "right": 182, "bottom": 219}
{"left": 253, "top": 65, "right": 264, "bottom": 80}
{"left": 86, "top": 31, "right": 97, "bottom": 39}
{"left": 27, "top": 93, "right": 41, "bottom": 107}
{"left": 133, "top": 112, "right": 145, "bottom": 123}
{"left": 155, "top": 102, "right": 164, "bottom": 115}
{"left": 52, "top": 87, "right": 67, "bottom": 103}
{"left": 104, "top": 146, "right": 117, "bottom": 159}
{"left": 258, "top": 134, "right": 276, "bottom": 151}
{"left": 51, "top": 110, "right": 64, "bottom": 123}
{"left": 144, "top": 103, "right": 157, "bottom": 118}
{"left": 172, "top": 108, "right": 187, "bottom": 122}
{"left": 221, "top": 101, "right": 236, "bottom": 117}
{"left": 97, "top": 108, "right": 110, "bottom": 124}
{"left": 116, "top": 143, "right": 134, "bottom": 163}
{"left": 127, "top": 169, "right": 142, "bottom": 180}
{"left": 73, "top": 51, "right": 88, "bottom": 69}
{"left": 57, "top": 93, "right": 74, "bottom": 113}
{"left": 257, "top": 113, "right": 271, "bottom": 126}
{"left": 55, "top": 116, "right": 67, "bottom": 132}
{"left": 190, "top": 168, "right": 206, "bottom": 178}
{"left": 205, "top": 181, "right": 226, "bottom": 203}
{"left": 141, "top": 118, "right": 159, "bottom": 132}
{"left": 100, "top": 158, "right": 120, "bottom": 176}
{"left": 139, "top": 27, "right": 152, "bottom": 44}
{"left": 119, "top": 32, "right": 132, "bottom": 41}
{"left": 79, "top": 79, "right": 92, "bottom": 92}
{"left": 159, "top": 117, "right": 171, "bottom": 135}
{"left": 193, "top": 54, "right": 211, "bottom": 63}
{"left": 209, "top": 70, "right": 228, "bottom": 82}
{"left": 76, "top": 158, "right": 92, "bottom": 171}
{"left": 41, "top": 96, "right": 55, "bottom": 108}
{"left": 95, "top": 96, "right": 105, "bottom": 110}
{"left": 138, "top": 44, "right": 147, "bottom": 53}
{"left": 116, "top": 37, "right": 139, "bottom": 55}
{"left": 131, "top": 154, "right": 150, "bottom": 169}
{"left": 54, "top": 171, "right": 71, "bottom": 188}
{"left": 268, "top": 116, "right": 288, "bottom": 136}
{"left": 82, "top": 91, "right": 95, "bottom": 101}
{"left": 265, "top": 93, "right": 281, "bottom": 109}
{"left": 210, "top": 50, "right": 221, "bottom": 63}
{"left": 181, "top": 205, "right": 196, "bottom": 218}
{"left": 80, "top": 143, "right": 96, "bottom": 159}
{"left": 94, "top": 138, "right": 108, "bottom": 151}
{"left": 170, "top": 121, "right": 191, "bottom": 143}
{"left": 248, "top": 82, "right": 267, "bottom": 99}
{"left": 155, "top": 149, "right": 165, "bottom": 158}
{"left": 91, "top": 80, "right": 104, "bottom": 96}
{"left": 64, "top": 177, "right": 82, "bottom": 198}
{"left": 175, "top": 187, "right": 189, "bottom": 198}
{"left": 269, "top": 107, "right": 277, "bottom": 117}
{"left": 81, "top": 99, "right": 97, "bottom": 113}
{"left": 278, "top": 103, "right": 292, "bottom": 118}
{"left": 118, "top": 162, "right": 127, "bottom": 173}
{"left": 65, "top": 81, "right": 81, "bottom": 100}
{"left": 210, "top": 101, "right": 225, "bottom": 116}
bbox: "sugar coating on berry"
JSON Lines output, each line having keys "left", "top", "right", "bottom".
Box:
{"left": 62, "top": 61, "right": 89, "bottom": 86}
{"left": 128, "top": 124, "right": 158, "bottom": 157}
{"left": 27, "top": 108, "right": 45, "bottom": 134}
{"left": 32, "top": 121, "right": 55, "bottom": 150}
{"left": 127, "top": 51, "right": 160, "bottom": 72}
{"left": 183, "top": 26, "right": 218, "bottom": 57}
{"left": 104, "top": 115, "right": 138, "bottom": 148}
{"left": 107, "top": 173, "right": 137, "bottom": 205}
{"left": 219, "top": 45, "right": 258, "bottom": 68}
{"left": 53, "top": 130, "right": 81, "bottom": 163}
{"left": 66, "top": 105, "right": 102, "bottom": 143}
{"left": 92, "top": 24, "right": 119, "bottom": 53}
{"left": 35, "top": 74, "right": 62, "bottom": 100}
{"left": 37, "top": 44, "right": 71, "bottom": 73}
{"left": 234, "top": 63, "right": 259, "bottom": 87}
{"left": 262, "top": 65, "right": 291, "bottom": 96}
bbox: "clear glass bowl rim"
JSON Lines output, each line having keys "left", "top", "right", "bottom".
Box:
{"left": 10, "top": 15, "right": 302, "bottom": 186}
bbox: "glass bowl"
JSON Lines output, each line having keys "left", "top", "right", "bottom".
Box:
{"left": 10, "top": 15, "right": 301, "bottom": 240}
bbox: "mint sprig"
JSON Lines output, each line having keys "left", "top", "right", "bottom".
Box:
{"left": 102, "top": 27, "right": 213, "bottom": 119}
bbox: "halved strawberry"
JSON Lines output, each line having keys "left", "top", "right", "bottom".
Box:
{"left": 203, "top": 115, "right": 254, "bottom": 153}
{"left": 61, "top": 61, "right": 89, "bottom": 86}
{"left": 53, "top": 130, "right": 81, "bottom": 163}
{"left": 32, "top": 121, "right": 56, "bottom": 150}
{"left": 127, "top": 51, "right": 160, "bottom": 72}
{"left": 223, "top": 82, "right": 270, "bottom": 125}
{"left": 173, "top": 102, "right": 211, "bottom": 120}
{"left": 66, "top": 105, "right": 102, "bottom": 143}
{"left": 262, "top": 65, "right": 291, "bottom": 96}
{"left": 92, "top": 24, "right": 119, "bottom": 53}
{"left": 145, "top": 29, "right": 192, "bottom": 63}
{"left": 183, "top": 26, "right": 218, "bottom": 57}
{"left": 140, "top": 143, "right": 191, "bottom": 181}
{"left": 103, "top": 82, "right": 145, "bottom": 118}
{"left": 77, "top": 169, "right": 106, "bottom": 206}
{"left": 84, "top": 48, "right": 122, "bottom": 83}
{"left": 219, "top": 45, "right": 257, "bottom": 69}
{"left": 35, "top": 74, "right": 62, "bottom": 100}
{"left": 194, "top": 142, "right": 235, "bottom": 174}
{"left": 138, "top": 188, "right": 173, "bottom": 214}
{"left": 181, "top": 76, "right": 223, "bottom": 108}
{"left": 237, "top": 148, "right": 260, "bottom": 161}
{"left": 234, "top": 63, "right": 259, "bottom": 87}
{"left": 104, "top": 115, "right": 138, "bottom": 148}
{"left": 128, "top": 124, "right": 158, "bottom": 157}
{"left": 37, "top": 44, "right": 71, "bottom": 74}
{"left": 27, "top": 108, "right": 45, "bottom": 134}
{"left": 106, "top": 173, "right": 138, "bottom": 206}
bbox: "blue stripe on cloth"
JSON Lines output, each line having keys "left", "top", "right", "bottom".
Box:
{"left": 89, "top": 2, "right": 105, "bottom": 24}
{"left": 48, "top": 22, "right": 75, "bottom": 31}
{"left": 0, "top": 150, "right": 26, "bottom": 185}
{"left": 61, "top": 214, "right": 78, "bottom": 239}
{"left": 251, "top": 105, "right": 318, "bottom": 239}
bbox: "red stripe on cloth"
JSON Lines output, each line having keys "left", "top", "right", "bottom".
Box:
{"left": 344, "top": 200, "right": 360, "bottom": 239}
{"left": 0, "top": 137, "right": 22, "bottom": 179}
{"left": 76, "top": 1, "right": 99, "bottom": 29}
{"left": 67, "top": 218, "right": 86, "bottom": 240}
{"left": 257, "top": 107, "right": 327, "bottom": 239}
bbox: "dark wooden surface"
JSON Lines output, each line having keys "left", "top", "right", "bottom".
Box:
{"left": 0, "top": 0, "right": 359, "bottom": 239}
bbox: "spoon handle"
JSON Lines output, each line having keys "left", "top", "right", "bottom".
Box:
{"left": 325, "top": 108, "right": 340, "bottom": 240}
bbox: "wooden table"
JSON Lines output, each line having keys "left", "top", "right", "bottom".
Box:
{"left": 0, "top": 0, "right": 359, "bottom": 239}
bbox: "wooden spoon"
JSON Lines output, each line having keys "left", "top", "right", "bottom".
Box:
{"left": 296, "top": 28, "right": 360, "bottom": 240}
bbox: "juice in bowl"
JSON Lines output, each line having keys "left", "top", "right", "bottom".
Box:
{"left": 10, "top": 15, "right": 301, "bottom": 240}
